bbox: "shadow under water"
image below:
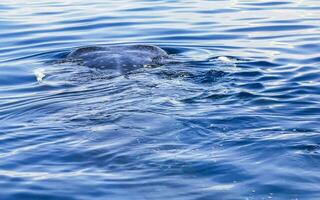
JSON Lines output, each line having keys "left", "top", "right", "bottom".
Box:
{"left": 0, "top": 0, "right": 320, "bottom": 199}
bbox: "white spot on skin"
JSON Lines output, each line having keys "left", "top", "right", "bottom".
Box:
{"left": 34, "top": 68, "right": 45, "bottom": 82}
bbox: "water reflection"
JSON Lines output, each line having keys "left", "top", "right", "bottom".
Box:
{"left": 0, "top": 0, "right": 320, "bottom": 199}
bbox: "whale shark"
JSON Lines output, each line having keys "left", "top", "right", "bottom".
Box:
{"left": 64, "top": 44, "right": 171, "bottom": 73}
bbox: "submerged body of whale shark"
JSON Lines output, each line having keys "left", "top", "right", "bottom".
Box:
{"left": 64, "top": 44, "right": 171, "bottom": 73}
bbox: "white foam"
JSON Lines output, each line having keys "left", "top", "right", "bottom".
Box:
{"left": 34, "top": 68, "right": 46, "bottom": 82}
{"left": 217, "top": 56, "right": 232, "bottom": 63}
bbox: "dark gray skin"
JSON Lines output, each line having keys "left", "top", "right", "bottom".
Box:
{"left": 66, "top": 44, "right": 171, "bottom": 73}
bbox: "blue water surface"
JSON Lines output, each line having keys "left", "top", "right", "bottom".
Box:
{"left": 0, "top": 0, "right": 320, "bottom": 199}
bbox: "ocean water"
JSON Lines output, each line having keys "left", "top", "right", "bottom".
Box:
{"left": 0, "top": 0, "right": 320, "bottom": 199}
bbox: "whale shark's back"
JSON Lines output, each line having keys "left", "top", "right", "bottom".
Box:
{"left": 66, "top": 44, "right": 169, "bottom": 71}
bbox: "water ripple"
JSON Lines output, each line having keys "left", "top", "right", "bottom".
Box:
{"left": 0, "top": 0, "right": 320, "bottom": 199}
